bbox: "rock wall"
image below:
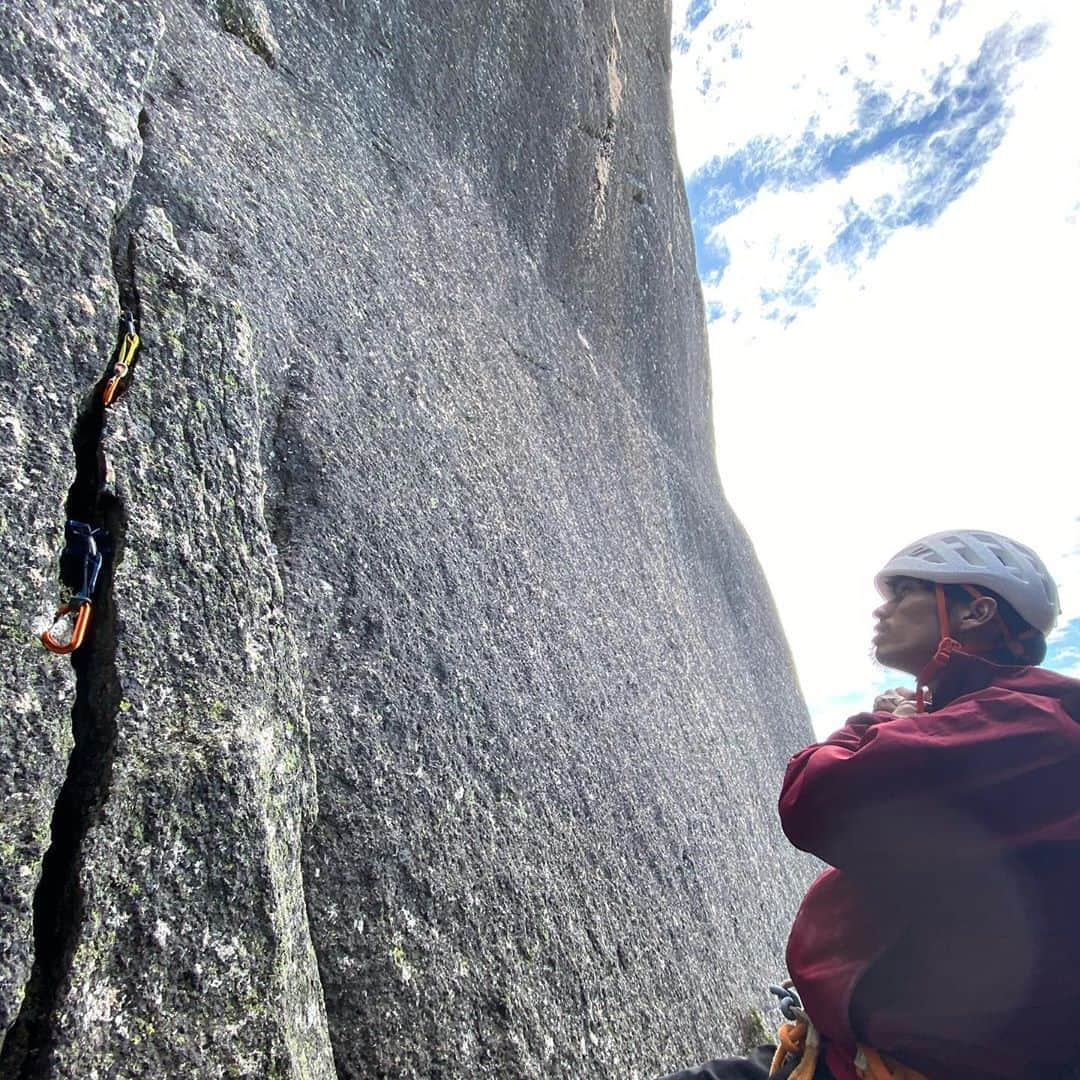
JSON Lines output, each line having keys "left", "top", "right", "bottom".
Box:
{"left": 0, "top": 0, "right": 815, "bottom": 1076}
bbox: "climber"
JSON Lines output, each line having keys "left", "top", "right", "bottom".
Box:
{"left": 660, "top": 529, "right": 1080, "bottom": 1080}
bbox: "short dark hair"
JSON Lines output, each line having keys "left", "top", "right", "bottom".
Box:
{"left": 941, "top": 584, "right": 1046, "bottom": 666}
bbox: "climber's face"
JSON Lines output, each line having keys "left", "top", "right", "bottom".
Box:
{"left": 872, "top": 577, "right": 942, "bottom": 675}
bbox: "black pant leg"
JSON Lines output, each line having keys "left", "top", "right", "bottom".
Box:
{"left": 658, "top": 1044, "right": 833, "bottom": 1080}
{"left": 658, "top": 1045, "right": 776, "bottom": 1079}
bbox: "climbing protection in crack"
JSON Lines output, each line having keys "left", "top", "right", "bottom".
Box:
{"left": 40, "top": 316, "right": 140, "bottom": 655}
{"left": 3, "top": 310, "right": 135, "bottom": 1078}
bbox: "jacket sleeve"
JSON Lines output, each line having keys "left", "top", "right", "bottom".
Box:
{"left": 779, "top": 689, "right": 1080, "bottom": 872}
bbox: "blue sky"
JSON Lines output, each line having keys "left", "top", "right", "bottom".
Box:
{"left": 670, "top": 1, "right": 1080, "bottom": 735}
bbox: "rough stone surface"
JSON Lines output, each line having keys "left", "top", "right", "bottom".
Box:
{"left": 0, "top": 0, "right": 163, "bottom": 1050}
{"left": 0, "top": 0, "right": 816, "bottom": 1077}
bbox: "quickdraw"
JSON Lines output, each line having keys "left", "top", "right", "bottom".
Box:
{"left": 41, "top": 522, "right": 109, "bottom": 655}
{"left": 42, "top": 310, "right": 137, "bottom": 656}
{"left": 102, "top": 310, "right": 140, "bottom": 407}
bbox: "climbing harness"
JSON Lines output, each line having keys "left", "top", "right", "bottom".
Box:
{"left": 41, "top": 521, "right": 109, "bottom": 654}
{"left": 768, "top": 983, "right": 820, "bottom": 1080}
{"left": 101, "top": 310, "right": 140, "bottom": 406}
{"left": 767, "top": 982, "right": 927, "bottom": 1080}
{"left": 852, "top": 1046, "right": 928, "bottom": 1080}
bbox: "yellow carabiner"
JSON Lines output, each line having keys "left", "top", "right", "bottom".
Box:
{"left": 41, "top": 602, "right": 93, "bottom": 655}
{"left": 102, "top": 328, "right": 140, "bottom": 407}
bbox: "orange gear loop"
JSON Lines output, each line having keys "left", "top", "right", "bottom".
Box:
{"left": 855, "top": 1045, "right": 929, "bottom": 1080}
{"left": 771, "top": 1018, "right": 806, "bottom": 1065}
{"left": 41, "top": 602, "right": 93, "bottom": 655}
{"left": 767, "top": 985, "right": 928, "bottom": 1080}
{"left": 769, "top": 1019, "right": 820, "bottom": 1080}
{"left": 769, "top": 1022, "right": 929, "bottom": 1080}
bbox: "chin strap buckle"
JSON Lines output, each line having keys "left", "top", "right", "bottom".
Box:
{"left": 915, "top": 637, "right": 963, "bottom": 713}
{"left": 913, "top": 586, "right": 970, "bottom": 713}
{"left": 930, "top": 635, "right": 963, "bottom": 668}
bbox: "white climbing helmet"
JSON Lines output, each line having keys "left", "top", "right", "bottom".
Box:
{"left": 874, "top": 529, "right": 1061, "bottom": 636}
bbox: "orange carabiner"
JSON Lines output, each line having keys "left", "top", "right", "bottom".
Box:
{"left": 41, "top": 602, "right": 93, "bottom": 655}
{"left": 102, "top": 373, "right": 124, "bottom": 407}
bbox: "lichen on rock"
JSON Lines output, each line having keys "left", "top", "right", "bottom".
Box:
{"left": 216, "top": 0, "right": 279, "bottom": 68}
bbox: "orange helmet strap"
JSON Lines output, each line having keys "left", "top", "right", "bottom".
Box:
{"left": 914, "top": 585, "right": 965, "bottom": 713}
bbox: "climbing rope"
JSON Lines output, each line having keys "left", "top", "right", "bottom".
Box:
{"left": 41, "top": 521, "right": 109, "bottom": 654}
{"left": 102, "top": 310, "right": 140, "bottom": 407}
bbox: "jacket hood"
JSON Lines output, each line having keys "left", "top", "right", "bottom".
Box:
{"left": 933, "top": 650, "right": 1080, "bottom": 721}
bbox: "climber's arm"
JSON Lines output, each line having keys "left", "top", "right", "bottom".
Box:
{"left": 778, "top": 691, "right": 1078, "bottom": 872}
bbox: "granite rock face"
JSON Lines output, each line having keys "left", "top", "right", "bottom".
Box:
{"left": 0, "top": 0, "right": 814, "bottom": 1076}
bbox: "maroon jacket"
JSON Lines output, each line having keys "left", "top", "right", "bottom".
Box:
{"left": 781, "top": 652, "right": 1080, "bottom": 1079}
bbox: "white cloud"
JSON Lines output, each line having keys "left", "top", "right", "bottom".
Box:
{"left": 673, "top": 1, "right": 1064, "bottom": 175}
{"left": 702, "top": 155, "right": 909, "bottom": 323}
{"left": 672, "top": 2, "right": 1080, "bottom": 737}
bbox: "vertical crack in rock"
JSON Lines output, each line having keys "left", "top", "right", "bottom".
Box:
{"left": 110, "top": 110, "right": 149, "bottom": 325}
{"left": 0, "top": 97, "right": 149, "bottom": 1074}
{"left": 0, "top": 362, "right": 126, "bottom": 1080}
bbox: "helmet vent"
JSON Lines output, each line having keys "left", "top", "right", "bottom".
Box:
{"left": 975, "top": 534, "right": 1025, "bottom": 577}
{"left": 942, "top": 535, "right": 980, "bottom": 565}
{"left": 907, "top": 544, "right": 944, "bottom": 562}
